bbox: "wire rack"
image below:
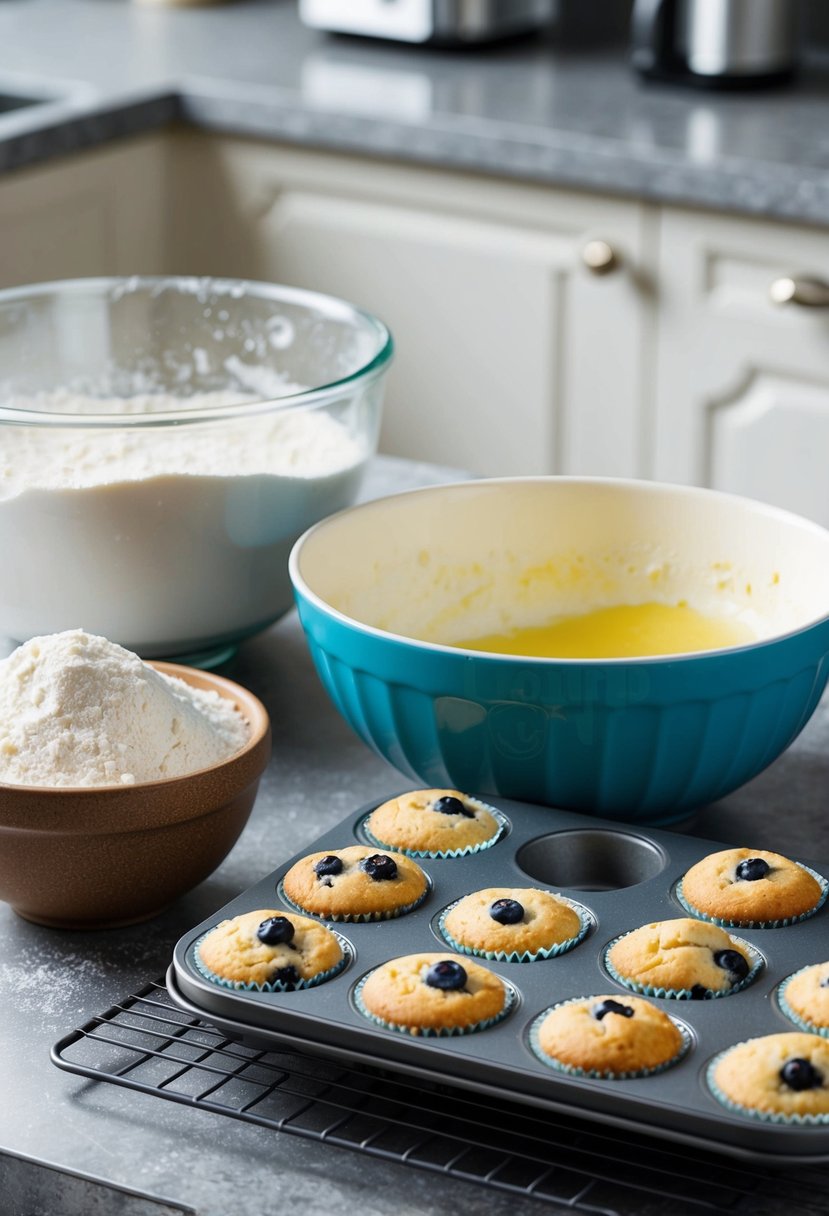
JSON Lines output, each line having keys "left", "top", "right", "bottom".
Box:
{"left": 52, "top": 980, "right": 829, "bottom": 1216}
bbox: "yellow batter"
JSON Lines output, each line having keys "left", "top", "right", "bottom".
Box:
{"left": 454, "top": 602, "right": 754, "bottom": 659}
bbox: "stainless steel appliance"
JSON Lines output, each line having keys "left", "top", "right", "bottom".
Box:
{"left": 299, "top": 0, "right": 557, "bottom": 45}
{"left": 631, "top": 0, "right": 800, "bottom": 87}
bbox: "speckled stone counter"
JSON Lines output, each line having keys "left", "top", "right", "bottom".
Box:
{"left": 2, "top": 0, "right": 829, "bottom": 224}
{"left": 2, "top": 455, "right": 829, "bottom": 1216}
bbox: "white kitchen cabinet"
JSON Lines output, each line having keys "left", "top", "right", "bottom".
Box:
{"left": 0, "top": 136, "right": 167, "bottom": 290}
{"left": 6, "top": 129, "right": 829, "bottom": 515}
{"left": 651, "top": 207, "right": 829, "bottom": 526}
{"left": 168, "top": 136, "right": 653, "bottom": 478}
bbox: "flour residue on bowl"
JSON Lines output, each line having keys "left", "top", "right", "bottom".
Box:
{"left": 0, "top": 629, "right": 250, "bottom": 787}
{"left": 334, "top": 544, "right": 770, "bottom": 657}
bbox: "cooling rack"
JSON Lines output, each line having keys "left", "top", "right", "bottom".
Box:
{"left": 51, "top": 979, "right": 829, "bottom": 1216}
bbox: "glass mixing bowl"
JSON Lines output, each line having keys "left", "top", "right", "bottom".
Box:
{"left": 0, "top": 277, "right": 392, "bottom": 665}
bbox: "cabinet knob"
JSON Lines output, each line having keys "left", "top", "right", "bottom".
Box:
{"left": 769, "top": 276, "right": 829, "bottom": 307}
{"left": 582, "top": 239, "right": 619, "bottom": 276}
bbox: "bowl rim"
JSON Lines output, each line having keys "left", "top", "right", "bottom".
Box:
{"left": 289, "top": 474, "right": 829, "bottom": 666}
{"left": 0, "top": 660, "right": 271, "bottom": 797}
{"left": 0, "top": 275, "right": 394, "bottom": 429}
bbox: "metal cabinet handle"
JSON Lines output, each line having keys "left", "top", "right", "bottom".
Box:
{"left": 582, "top": 239, "right": 619, "bottom": 276}
{"left": 769, "top": 276, "right": 829, "bottom": 307}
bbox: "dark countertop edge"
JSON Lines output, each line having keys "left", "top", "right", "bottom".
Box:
{"left": 181, "top": 91, "right": 829, "bottom": 227}
{"left": 1, "top": 1144, "right": 197, "bottom": 1215}
{"left": 0, "top": 92, "right": 181, "bottom": 175}
{"left": 2, "top": 83, "right": 829, "bottom": 230}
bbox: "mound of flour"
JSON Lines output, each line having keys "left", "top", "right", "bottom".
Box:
{"left": 0, "top": 630, "right": 251, "bottom": 787}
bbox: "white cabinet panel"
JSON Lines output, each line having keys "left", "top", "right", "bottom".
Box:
{"left": 0, "top": 137, "right": 167, "bottom": 290}
{"left": 257, "top": 189, "right": 568, "bottom": 474}
{"left": 171, "top": 137, "right": 650, "bottom": 478}
{"left": 653, "top": 207, "right": 829, "bottom": 524}
{"left": 710, "top": 373, "right": 829, "bottom": 524}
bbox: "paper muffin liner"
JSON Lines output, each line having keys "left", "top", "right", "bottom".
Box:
{"left": 676, "top": 864, "right": 828, "bottom": 929}
{"left": 352, "top": 969, "right": 516, "bottom": 1037}
{"left": 437, "top": 895, "right": 593, "bottom": 963}
{"left": 192, "top": 929, "right": 352, "bottom": 993}
{"left": 603, "top": 931, "right": 763, "bottom": 1000}
{"left": 777, "top": 967, "right": 829, "bottom": 1039}
{"left": 277, "top": 878, "right": 429, "bottom": 924}
{"left": 707, "top": 1046, "right": 829, "bottom": 1124}
{"left": 361, "top": 797, "right": 509, "bottom": 859}
{"left": 528, "top": 997, "right": 691, "bottom": 1080}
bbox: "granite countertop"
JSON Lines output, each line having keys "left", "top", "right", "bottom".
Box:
{"left": 2, "top": 0, "right": 829, "bottom": 224}
{"left": 3, "top": 454, "right": 829, "bottom": 1216}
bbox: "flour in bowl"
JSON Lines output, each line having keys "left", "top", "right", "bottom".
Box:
{"left": 0, "top": 389, "right": 361, "bottom": 492}
{"left": 0, "top": 630, "right": 251, "bottom": 787}
{"left": 0, "top": 388, "right": 371, "bottom": 655}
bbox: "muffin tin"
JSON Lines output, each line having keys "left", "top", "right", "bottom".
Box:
{"left": 169, "top": 794, "right": 829, "bottom": 1165}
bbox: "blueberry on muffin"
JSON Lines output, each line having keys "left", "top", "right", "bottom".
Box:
{"left": 194, "top": 909, "right": 345, "bottom": 991}
{"left": 710, "top": 1032, "right": 829, "bottom": 1121}
{"left": 605, "top": 917, "right": 759, "bottom": 999}
{"left": 440, "top": 886, "right": 587, "bottom": 961}
{"left": 533, "top": 994, "right": 687, "bottom": 1078}
{"left": 281, "top": 845, "right": 428, "bottom": 921}
{"left": 364, "top": 788, "right": 503, "bottom": 857}
{"left": 679, "top": 848, "right": 825, "bottom": 927}
{"left": 356, "top": 952, "right": 511, "bottom": 1036}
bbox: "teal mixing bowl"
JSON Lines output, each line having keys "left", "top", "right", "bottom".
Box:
{"left": 289, "top": 478, "right": 829, "bottom": 823}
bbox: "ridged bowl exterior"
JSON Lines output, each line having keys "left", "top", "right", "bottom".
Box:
{"left": 294, "top": 594, "right": 829, "bottom": 823}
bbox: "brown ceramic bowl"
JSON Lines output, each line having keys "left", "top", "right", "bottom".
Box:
{"left": 0, "top": 662, "right": 271, "bottom": 929}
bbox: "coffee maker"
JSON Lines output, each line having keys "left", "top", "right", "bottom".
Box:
{"left": 631, "top": 0, "right": 800, "bottom": 88}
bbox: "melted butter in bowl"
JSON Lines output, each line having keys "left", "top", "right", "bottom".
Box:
{"left": 453, "top": 601, "right": 756, "bottom": 660}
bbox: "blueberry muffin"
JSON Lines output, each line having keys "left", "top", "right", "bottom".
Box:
{"left": 281, "top": 845, "right": 428, "bottom": 921}
{"left": 364, "top": 788, "right": 503, "bottom": 858}
{"left": 679, "top": 848, "right": 826, "bottom": 927}
{"left": 440, "top": 887, "right": 587, "bottom": 961}
{"left": 195, "top": 909, "right": 345, "bottom": 991}
{"left": 779, "top": 962, "right": 829, "bottom": 1036}
{"left": 356, "top": 952, "right": 511, "bottom": 1036}
{"left": 533, "top": 995, "right": 687, "bottom": 1078}
{"left": 605, "top": 917, "right": 759, "bottom": 999}
{"left": 710, "top": 1032, "right": 829, "bottom": 1121}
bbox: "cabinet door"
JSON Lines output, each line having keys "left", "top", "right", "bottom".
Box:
{"left": 178, "top": 138, "right": 649, "bottom": 478}
{"left": 652, "top": 208, "right": 829, "bottom": 526}
{"left": 0, "top": 137, "right": 166, "bottom": 289}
